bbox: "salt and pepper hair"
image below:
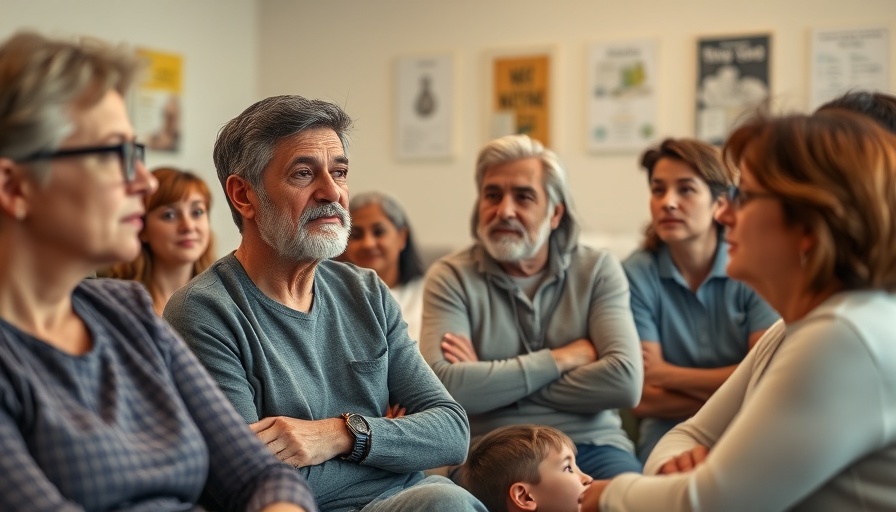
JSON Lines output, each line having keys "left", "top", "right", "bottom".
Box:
{"left": 213, "top": 95, "right": 353, "bottom": 231}
{"left": 470, "top": 134, "right": 580, "bottom": 253}
{"left": 0, "top": 31, "right": 141, "bottom": 181}
{"left": 349, "top": 191, "right": 424, "bottom": 285}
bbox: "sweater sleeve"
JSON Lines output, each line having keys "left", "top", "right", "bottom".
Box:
{"left": 602, "top": 317, "right": 886, "bottom": 512}
{"left": 164, "top": 287, "right": 261, "bottom": 423}
{"left": 361, "top": 282, "right": 471, "bottom": 472}
{"left": 419, "top": 259, "right": 562, "bottom": 415}
{"left": 161, "top": 319, "right": 318, "bottom": 512}
{"left": 526, "top": 253, "right": 643, "bottom": 413}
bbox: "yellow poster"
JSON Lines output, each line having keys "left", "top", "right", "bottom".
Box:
{"left": 492, "top": 55, "right": 550, "bottom": 147}
{"left": 135, "top": 48, "right": 183, "bottom": 152}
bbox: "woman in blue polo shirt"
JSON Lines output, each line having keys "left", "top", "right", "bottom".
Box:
{"left": 622, "top": 138, "right": 778, "bottom": 462}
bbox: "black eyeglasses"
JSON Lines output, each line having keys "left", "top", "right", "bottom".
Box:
{"left": 726, "top": 185, "right": 777, "bottom": 210}
{"left": 18, "top": 141, "right": 145, "bottom": 182}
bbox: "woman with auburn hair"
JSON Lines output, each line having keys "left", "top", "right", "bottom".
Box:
{"left": 623, "top": 138, "right": 777, "bottom": 462}
{"left": 590, "top": 110, "right": 896, "bottom": 511}
{"left": 0, "top": 31, "right": 313, "bottom": 511}
{"left": 102, "top": 167, "right": 215, "bottom": 315}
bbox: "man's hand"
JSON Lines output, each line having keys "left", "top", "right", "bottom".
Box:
{"left": 658, "top": 445, "right": 710, "bottom": 475}
{"left": 550, "top": 338, "right": 598, "bottom": 373}
{"left": 642, "top": 341, "right": 671, "bottom": 387}
{"left": 386, "top": 404, "right": 406, "bottom": 418}
{"left": 250, "top": 416, "right": 352, "bottom": 468}
{"left": 441, "top": 332, "right": 479, "bottom": 363}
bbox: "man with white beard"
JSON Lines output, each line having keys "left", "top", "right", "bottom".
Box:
{"left": 165, "top": 96, "right": 484, "bottom": 512}
{"left": 420, "top": 134, "right": 644, "bottom": 480}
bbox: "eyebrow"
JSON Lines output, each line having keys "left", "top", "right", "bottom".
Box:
{"left": 651, "top": 177, "right": 698, "bottom": 185}
{"left": 289, "top": 154, "right": 350, "bottom": 167}
{"left": 483, "top": 184, "right": 537, "bottom": 194}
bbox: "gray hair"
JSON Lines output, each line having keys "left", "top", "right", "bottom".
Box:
{"left": 0, "top": 31, "right": 141, "bottom": 181}
{"left": 213, "top": 95, "right": 353, "bottom": 231}
{"left": 470, "top": 134, "right": 580, "bottom": 253}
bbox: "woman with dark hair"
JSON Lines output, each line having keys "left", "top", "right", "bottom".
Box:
{"left": 344, "top": 191, "right": 425, "bottom": 340}
{"left": 623, "top": 138, "right": 777, "bottom": 462}
{"left": 592, "top": 111, "right": 896, "bottom": 511}
{"left": 101, "top": 166, "right": 215, "bottom": 315}
{"left": 0, "top": 31, "right": 314, "bottom": 512}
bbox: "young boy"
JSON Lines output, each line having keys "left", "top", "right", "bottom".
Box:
{"left": 461, "top": 425, "right": 594, "bottom": 512}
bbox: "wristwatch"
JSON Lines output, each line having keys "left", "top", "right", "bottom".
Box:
{"left": 341, "top": 413, "right": 371, "bottom": 463}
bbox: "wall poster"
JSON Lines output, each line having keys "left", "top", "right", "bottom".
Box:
{"left": 587, "top": 39, "right": 658, "bottom": 153}
{"left": 135, "top": 47, "right": 182, "bottom": 153}
{"left": 696, "top": 34, "right": 770, "bottom": 145}
{"left": 491, "top": 54, "right": 551, "bottom": 147}
{"left": 810, "top": 26, "right": 890, "bottom": 110}
{"left": 395, "top": 53, "right": 455, "bottom": 159}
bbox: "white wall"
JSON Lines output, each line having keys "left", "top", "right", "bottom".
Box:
{"left": 259, "top": 0, "right": 896, "bottom": 254}
{"left": 2, "top": 1, "right": 894, "bottom": 255}
{"left": 0, "top": 0, "right": 258, "bottom": 254}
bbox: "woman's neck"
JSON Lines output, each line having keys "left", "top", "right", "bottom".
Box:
{"left": 666, "top": 230, "right": 719, "bottom": 292}
{"left": 0, "top": 231, "right": 92, "bottom": 353}
{"left": 149, "top": 261, "right": 195, "bottom": 315}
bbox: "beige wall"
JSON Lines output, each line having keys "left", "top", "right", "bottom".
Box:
{"left": 2, "top": 1, "right": 894, "bottom": 255}
{"left": 259, "top": 0, "right": 896, "bottom": 254}
{"left": 0, "top": 0, "right": 259, "bottom": 254}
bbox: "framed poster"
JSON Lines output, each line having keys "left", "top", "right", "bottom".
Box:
{"left": 810, "top": 26, "right": 890, "bottom": 110}
{"left": 395, "top": 53, "right": 455, "bottom": 159}
{"left": 491, "top": 53, "right": 551, "bottom": 146}
{"left": 134, "top": 47, "right": 182, "bottom": 153}
{"left": 587, "top": 39, "right": 658, "bottom": 153}
{"left": 696, "top": 34, "right": 770, "bottom": 145}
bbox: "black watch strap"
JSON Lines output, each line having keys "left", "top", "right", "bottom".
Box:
{"left": 341, "top": 413, "right": 371, "bottom": 463}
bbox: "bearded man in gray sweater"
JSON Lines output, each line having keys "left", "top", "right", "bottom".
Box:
{"left": 165, "top": 95, "right": 482, "bottom": 512}
{"left": 421, "top": 134, "right": 644, "bottom": 481}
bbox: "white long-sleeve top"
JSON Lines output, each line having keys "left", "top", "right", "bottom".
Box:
{"left": 601, "top": 290, "right": 896, "bottom": 512}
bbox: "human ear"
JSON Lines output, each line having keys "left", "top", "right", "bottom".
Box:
{"left": 550, "top": 202, "right": 566, "bottom": 230}
{"left": 225, "top": 175, "right": 257, "bottom": 221}
{"left": 397, "top": 227, "right": 408, "bottom": 251}
{"left": 0, "top": 158, "right": 33, "bottom": 221}
{"left": 508, "top": 482, "right": 538, "bottom": 511}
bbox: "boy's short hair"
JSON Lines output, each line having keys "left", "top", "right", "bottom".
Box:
{"left": 461, "top": 425, "right": 576, "bottom": 512}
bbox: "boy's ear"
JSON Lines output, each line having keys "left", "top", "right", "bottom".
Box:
{"left": 508, "top": 482, "right": 538, "bottom": 511}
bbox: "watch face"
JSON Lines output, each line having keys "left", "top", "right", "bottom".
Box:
{"left": 347, "top": 414, "right": 370, "bottom": 434}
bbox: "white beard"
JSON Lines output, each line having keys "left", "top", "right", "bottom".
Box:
{"left": 478, "top": 214, "right": 552, "bottom": 262}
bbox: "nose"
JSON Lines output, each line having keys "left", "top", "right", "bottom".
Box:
{"left": 715, "top": 195, "right": 735, "bottom": 227}
{"left": 661, "top": 190, "right": 677, "bottom": 210}
{"left": 178, "top": 212, "right": 196, "bottom": 232}
{"left": 496, "top": 194, "right": 516, "bottom": 219}
{"left": 576, "top": 467, "right": 592, "bottom": 486}
{"left": 312, "top": 171, "right": 343, "bottom": 204}
{"left": 128, "top": 160, "right": 158, "bottom": 197}
{"left": 360, "top": 231, "right": 376, "bottom": 249}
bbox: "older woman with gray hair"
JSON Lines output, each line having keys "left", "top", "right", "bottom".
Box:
{"left": 343, "top": 191, "right": 426, "bottom": 340}
{"left": 0, "top": 31, "right": 314, "bottom": 512}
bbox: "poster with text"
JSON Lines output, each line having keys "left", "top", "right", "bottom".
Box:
{"left": 492, "top": 54, "right": 550, "bottom": 147}
{"left": 810, "top": 26, "right": 890, "bottom": 110}
{"left": 135, "top": 48, "right": 182, "bottom": 152}
{"left": 587, "top": 39, "right": 658, "bottom": 152}
{"left": 696, "top": 34, "right": 770, "bottom": 145}
{"left": 395, "top": 54, "right": 454, "bottom": 159}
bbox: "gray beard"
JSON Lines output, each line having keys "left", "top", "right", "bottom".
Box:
{"left": 478, "top": 215, "right": 552, "bottom": 262}
{"left": 257, "top": 196, "right": 351, "bottom": 262}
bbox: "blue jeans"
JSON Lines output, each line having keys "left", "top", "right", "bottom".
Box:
{"left": 362, "top": 475, "right": 487, "bottom": 512}
{"left": 575, "top": 443, "right": 643, "bottom": 479}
